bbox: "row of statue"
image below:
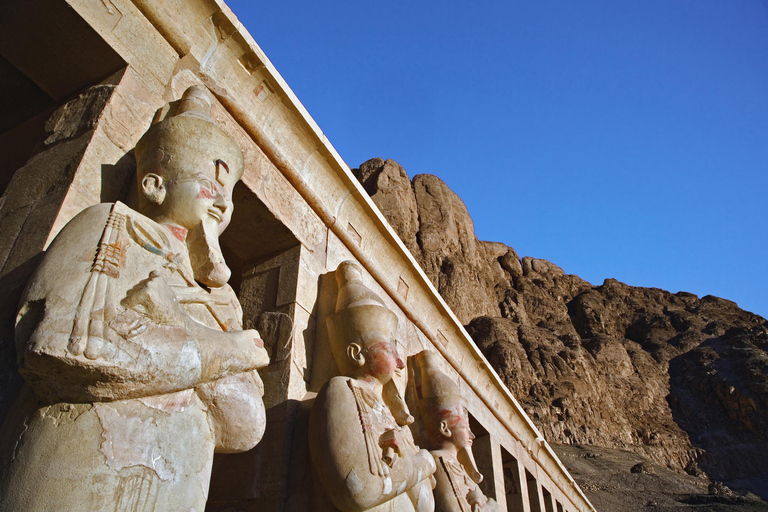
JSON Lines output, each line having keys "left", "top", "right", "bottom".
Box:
{"left": 0, "top": 86, "right": 497, "bottom": 512}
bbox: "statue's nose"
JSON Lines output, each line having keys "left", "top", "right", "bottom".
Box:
{"left": 213, "top": 192, "right": 229, "bottom": 216}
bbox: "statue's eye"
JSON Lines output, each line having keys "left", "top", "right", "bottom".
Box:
{"left": 215, "top": 159, "right": 230, "bottom": 175}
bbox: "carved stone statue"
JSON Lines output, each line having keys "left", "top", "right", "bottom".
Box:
{"left": 0, "top": 86, "right": 269, "bottom": 512}
{"left": 413, "top": 351, "right": 498, "bottom": 512}
{"left": 309, "top": 260, "right": 436, "bottom": 512}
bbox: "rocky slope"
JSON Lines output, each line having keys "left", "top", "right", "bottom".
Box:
{"left": 353, "top": 158, "right": 768, "bottom": 506}
{"left": 553, "top": 444, "right": 767, "bottom": 511}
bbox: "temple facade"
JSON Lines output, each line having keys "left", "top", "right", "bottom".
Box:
{"left": 0, "top": 1, "right": 595, "bottom": 511}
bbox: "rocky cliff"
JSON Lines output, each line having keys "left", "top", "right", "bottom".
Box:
{"left": 353, "top": 158, "right": 768, "bottom": 505}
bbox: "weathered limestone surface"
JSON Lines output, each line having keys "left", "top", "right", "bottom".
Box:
{"left": 0, "top": 87, "right": 269, "bottom": 512}
{"left": 354, "top": 157, "right": 768, "bottom": 504}
{"left": 309, "top": 261, "right": 436, "bottom": 512}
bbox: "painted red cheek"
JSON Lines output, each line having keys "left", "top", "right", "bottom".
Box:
{"left": 197, "top": 186, "right": 216, "bottom": 199}
{"left": 371, "top": 358, "right": 385, "bottom": 374}
{"left": 370, "top": 354, "right": 395, "bottom": 375}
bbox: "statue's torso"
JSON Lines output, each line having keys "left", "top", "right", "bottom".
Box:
{"left": 0, "top": 203, "right": 261, "bottom": 512}
{"left": 311, "top": 376, "right": 430, "bottom": 512}
{"left": 432, "top": 450, "right": 474, "bottom": 512}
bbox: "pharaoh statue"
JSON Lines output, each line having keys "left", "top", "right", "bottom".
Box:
{"left": 309, "top": 260, "right": 436, "bottom": 512}
{"left": 0, "top": 86, "right": 269, "bottom": 512}
{"left": 413, "top": 351, "right": 498, "bottom": 512}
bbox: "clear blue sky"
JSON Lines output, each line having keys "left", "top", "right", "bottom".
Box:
{"left": 228, "top": 0, "right": 768, "bottom": 319}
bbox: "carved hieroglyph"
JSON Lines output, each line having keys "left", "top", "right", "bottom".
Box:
{"left": 414, "top": 351, "right": 498, "bottom": 512}
{"left": 309, "top": 260, "right": 436, "bottom": 512}
{"left": 0, "top": 86, "right": 269, "bottom": 512}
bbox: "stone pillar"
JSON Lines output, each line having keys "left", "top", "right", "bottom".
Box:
{"left": 489, "top": 437, "right": 508, "bottom": 512}
{"left": 525, "top": 469, "right": 544, "bottom": 512}
{"left": 502, "top": 450, "right": 530, "bottom": 512}
{"left": 473, "top": 429, "right": 497, "bottom": 501}
{"left": 207, "top": 244, "right": 322, "bottom": 512}
{"left": 542, "top": 486, "right": 555, "bottom": 512}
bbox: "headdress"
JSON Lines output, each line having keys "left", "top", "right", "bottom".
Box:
{"left": 134, "top": 85, "right": 244, "bottom": 188}
{"left": 414, "top": 350, "right": 483, "bottom": 483}
{"left": 413, "top": 351, "right": 467, "bottom": 435}
{"left": 327, "top": 260, "right": 399, "bottom": 375}
{"left": 327, "top": 260, "right": 413, "bottom": 425}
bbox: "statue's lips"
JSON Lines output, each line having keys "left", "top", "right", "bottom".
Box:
{"left": 207, "top": 209, "right": 223, "bottom": 222}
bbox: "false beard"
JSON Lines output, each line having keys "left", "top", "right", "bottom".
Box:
{"left": 458, "top": 445, "right": 484, "bottom": 484}
{"left": 383, "top": 379, "right": 414, "bottom": 426}
{"left": 187, "top": 222, "right": 231, "bottom": 288}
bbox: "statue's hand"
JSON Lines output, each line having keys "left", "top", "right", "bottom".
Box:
{"left": 122, "top": 270, "right": 186, "bottom": 326}
{"left": 380, "top": 429, "right": 401, "bottom": 467}
{"left": 228, "top": 329, "right": 269, "bottom": 369}
{"left": 467, "top": 484, "right": 488, "bottom": 512}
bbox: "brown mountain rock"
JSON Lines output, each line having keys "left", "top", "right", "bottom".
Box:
{"left": 354, "top": 158, "right": 420, "bottom": 257}
{"left": 353, "top": 158, "right": 505, "bottom": 323}
{"left": 352, "top": 157, "right": 768, "bottom": 505}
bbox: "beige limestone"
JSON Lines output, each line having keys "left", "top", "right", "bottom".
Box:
{"left": 309, "top": 260, "right": 436, "bottom": 512}
{"left": 0, "top": 86, "right": 269, "bottom": 512}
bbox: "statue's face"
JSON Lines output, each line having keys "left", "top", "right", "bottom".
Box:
{"left": 160, "top": 169, "right": 234, "bottom": 234}
{"left": 448, "top": 414, "right": 474, "bottom": 450}
{"left": 365, "top": 334, "right": 405, "bottom": 383}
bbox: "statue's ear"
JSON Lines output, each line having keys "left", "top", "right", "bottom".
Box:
{"left": 347, "top": 343, "right": 366, "bottom": 368}
{"left": 141, "top": 173, "right": 166, "bottom": 206}
{"left": 439, "top": 419, "right": 451, "bottom": 438}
